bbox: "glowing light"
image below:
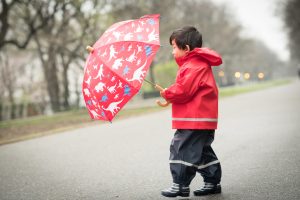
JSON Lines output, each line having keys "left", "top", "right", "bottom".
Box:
{"left": 258, "top": 72, "right": 264, "bottom": 79}
{"left": 244, "top": 73, "right": 250, "bottom": 80}
{"left": 234, "top": 72, "right": 241, "bottom": 78}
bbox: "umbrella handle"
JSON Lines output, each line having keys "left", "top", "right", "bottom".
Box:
{"left": 154, "top": 84, "right": 170, "bottom": 107}
{"left": 86, "top": 46, "right": 94, "bottom": 53}
{"left": 156, "top": 99, "right": 170, "bottom": 107}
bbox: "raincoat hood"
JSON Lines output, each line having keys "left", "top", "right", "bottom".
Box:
{"left": 175, "top": 47, "right": 222, "bottom": 67}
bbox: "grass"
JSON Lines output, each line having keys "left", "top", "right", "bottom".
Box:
{"left": 0, "top": 106, "right": 163, "bottom": 145}
{"left": 219, "top": 79, "right": 291, "bottom": 97}
{"left": 0, "top": 79, "right": 292, "bottom": 145}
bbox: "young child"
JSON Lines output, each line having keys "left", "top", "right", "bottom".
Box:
{"left": 160, "top": 26, "right": 223, "bottom": 198}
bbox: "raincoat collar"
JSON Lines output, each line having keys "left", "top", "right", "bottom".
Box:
{"left": 175, "top": 47, "right": 222, "bottom": 67}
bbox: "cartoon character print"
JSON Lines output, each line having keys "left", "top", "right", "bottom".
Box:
{"left": 126, "top": 60, "right": 147, "bottom": 83}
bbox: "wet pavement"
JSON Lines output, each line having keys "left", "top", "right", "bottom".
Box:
{"left": 0, "top": 81, "right": 299, "bottom": 200}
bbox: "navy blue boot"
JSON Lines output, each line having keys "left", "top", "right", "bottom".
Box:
{"left": 193, "top": 182, "right": 221, "bottom": 196}
{"left": 161, "top": 183, "right": 190, "bottom": 198}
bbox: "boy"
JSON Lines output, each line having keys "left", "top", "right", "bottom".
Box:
{"left": 160, "top": 26, "right": 223, "bottom": 198}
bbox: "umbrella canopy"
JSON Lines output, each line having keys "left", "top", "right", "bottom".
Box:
{"left": 82, "top": 14, "right": 160, "bottom": 121}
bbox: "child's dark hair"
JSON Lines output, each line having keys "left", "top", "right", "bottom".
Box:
{"left": 169, "top": 26, "right": 202, "bottom": 50}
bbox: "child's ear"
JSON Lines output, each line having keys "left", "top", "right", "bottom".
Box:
{"left": 185, "top": 45, "right": 190, "bottom": 52}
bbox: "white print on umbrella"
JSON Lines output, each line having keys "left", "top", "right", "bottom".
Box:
{"left": 101, "top": 49, "right": 107, "bottom": 58}
{"left": 102, "top": 99, "right": 124, "bottom": 115}
{"left": 148, "top": 29, "right": 159, "bottom": 42}
{"left": 94, "top": 64, "right": 104, "bottom": 80}
{"left": 83, "top": 88, "right": 91, "bottom": 97}
{"left": 111, "top": 76, "right": 116, "bottom": 82}
{"left": 107, "top": 83, "right": 117, "bottom": 94}
{"left": 113, "top": 31, "right": 122, "bottom": 40}
{"left": 140, "top": 21, "right": 146, "bottom": 26}
{"left": 90, "top": 110, "right": 101, "bottom": 119}
{"left": 135, "top": 24, "right": 143, "bottom": 33}
{"left": 137, "top": 45, "right": 142, "bottom": 53}
{"left": 92, "top": 99, "right": 97, "bottom": 106}
{"left": 112, "top": 58, "right": 123, "bottom": 70}
{"left": 126, "top": 50, "right": 137, "bottom": 63}
{"left": 128, "top": 44, "right": 132, "bottom": 51}
{"left": 124, "top": 32, "right": 133, "bottom": 41}
{"left": 126, "top": 60, "right": 147, "bottom": 83}
{"left": 118, "top": 81, "right": 123, "bottom": 88}
{"left": 93, "top": 64, "right": 98, "bottom": 70}
{"left": 94, "top": 82, "right": 105, "bottom": 93}
{"left": 85, "top": 76, "right": 91, "bottom": 86}
{"left": 108, "top": 45, "right": 117, "bottom": 61}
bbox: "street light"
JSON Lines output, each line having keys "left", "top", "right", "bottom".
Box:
{"left": 234, "top": 72, "right": 241, "bottom": 79}
{"left": 258, "top": 72, "right": 264, "bottom": 79}
{"left": 244, "top": 73, "right": 250, "bottom": 80}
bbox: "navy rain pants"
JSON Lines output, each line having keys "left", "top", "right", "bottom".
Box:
{"left": 169, "top": 129, "right": 222, "bottom": 186}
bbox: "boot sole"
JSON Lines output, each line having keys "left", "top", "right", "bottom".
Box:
{"left": 161, "top": 192, "right": 190, "bottom": 198}
{"left": 193, "top": 188, "right": 221, "bottom": 196}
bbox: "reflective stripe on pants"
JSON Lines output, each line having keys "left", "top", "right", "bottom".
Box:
{"left": 169, "top": 129, "right": 222, "bottom": 186}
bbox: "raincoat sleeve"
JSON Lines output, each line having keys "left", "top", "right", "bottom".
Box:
{"left": 162, "top": 66, "right": 207, "bottom": 104}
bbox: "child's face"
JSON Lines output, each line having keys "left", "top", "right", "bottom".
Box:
{"left": 171, "top": 39, "right": 189, "bottom": 59}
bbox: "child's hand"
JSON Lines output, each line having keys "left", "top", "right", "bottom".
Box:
{"left": 157, "top": 89, "right": 171, "bottom": 107}
{"left": 160, "top": 89, "right": 167, "bottom": 99}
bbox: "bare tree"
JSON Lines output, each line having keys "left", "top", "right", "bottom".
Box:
{"left": 0, "top": 0, "right": 58, "bottom": 49}
{"left": 28, "top": 0, "right": 104, "bottom": 112}
{"left": 0, "top": 52, "right": 18, "bottom": 119}
{"left": 1, "top": 0, "right": 111, "bottom": 113}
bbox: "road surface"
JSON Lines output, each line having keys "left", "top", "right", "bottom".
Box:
{"left": 0, "top": 81, "right": 299, "bottom": 200}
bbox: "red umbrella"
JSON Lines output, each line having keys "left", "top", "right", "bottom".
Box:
{"left": 82, "top": 14, "right": 167, "bottom": 121}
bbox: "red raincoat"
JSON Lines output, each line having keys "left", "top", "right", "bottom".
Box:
{"left": 161, "top": 48, "right": 222, "bottom": 129}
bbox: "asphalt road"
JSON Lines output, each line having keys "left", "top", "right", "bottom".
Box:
{"left": 0, "top": 81, "right": 299, "bottom": 200}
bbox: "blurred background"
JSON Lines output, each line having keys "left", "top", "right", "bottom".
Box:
{"left": 0, "top": 0, "right": 299, "bottom": 121}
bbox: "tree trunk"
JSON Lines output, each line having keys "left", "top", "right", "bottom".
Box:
{"left": 62, "top": 64, "right": 70, "bottom": 110}
{"left": 43, "top": 50, "right": 60, "bottom": 112}
{"left": 8, "top": 91, "right": 16, "bottom": 119}
{"left": 0, "top": 103, "right": 2, "bottom": 121}
{"left": 35, "top": 36, "right": 61, "bottom": 113}
{"left": 47, "top": 63, "right": 60, "bottom": 112}
{"left": 60, "top": 52, "right": 71, "bottom": 111}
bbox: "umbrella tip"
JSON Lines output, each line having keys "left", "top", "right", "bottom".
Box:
{"left": 86, "top": 46, "right": 94, "bottom": 53}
